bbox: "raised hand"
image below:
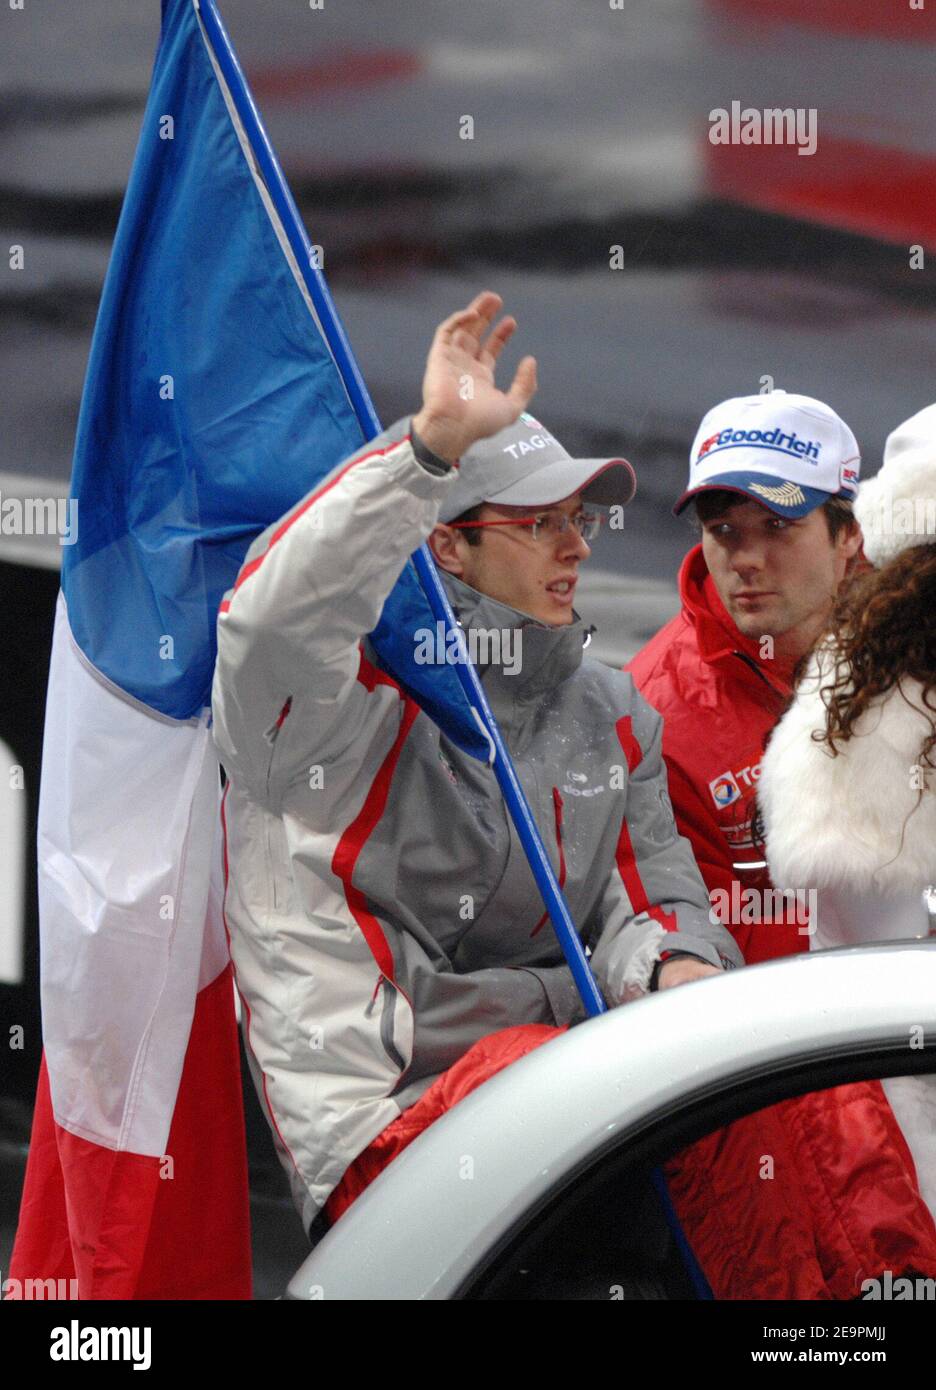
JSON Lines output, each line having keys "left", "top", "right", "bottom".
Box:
{"left": 411, "top": 291, "right": 537, "bottom": 464}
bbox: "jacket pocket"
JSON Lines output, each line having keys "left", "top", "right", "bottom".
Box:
{"left": 366, "top": 974, "right": 406, "bottom": 1071}
{"left": 264, "top": 813, "right": 296, "bottom": 917}
{"left": 530, "top": 787, "right": 566, "bottom": 938}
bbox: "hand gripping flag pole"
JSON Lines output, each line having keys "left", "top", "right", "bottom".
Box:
{"left": 197, "top": 0, "right": 712, "bottom": 1298}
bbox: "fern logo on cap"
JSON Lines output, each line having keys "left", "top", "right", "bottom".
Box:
{"left": 749, "top": 480, "right": 808, "bottom": 508}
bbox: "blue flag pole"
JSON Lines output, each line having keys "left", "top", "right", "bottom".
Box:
{"left": 196, "top": 0, "right": 605, "bottom": 1019}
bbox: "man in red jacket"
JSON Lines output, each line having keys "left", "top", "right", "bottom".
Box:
{"left": 625, "top": 392, "right": 936, "bottom": 1297}
{"left": 628, "top": 390, "right": 862, "bottom": 963}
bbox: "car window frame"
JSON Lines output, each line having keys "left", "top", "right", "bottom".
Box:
{"left": 457, "top": 1036, "right": 936, "bottom": 1299}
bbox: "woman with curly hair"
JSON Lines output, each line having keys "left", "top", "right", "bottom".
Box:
{"left": 759, "top": 402, "right": 936, "bottom": 1215}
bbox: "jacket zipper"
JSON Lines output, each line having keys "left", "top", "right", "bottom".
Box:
{"left": 732, "top": 650, "right": 788, "bottom": 704}
{"left": 365, "top": 974, "right": 406, "bottom": 1070}
{"left": 530, "top": 787, "right": 566, "bottom": 938}
{"left": 364, "top": 975, "right": 382, "bottom": 1017}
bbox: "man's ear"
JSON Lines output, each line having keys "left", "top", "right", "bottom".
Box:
{"left": 429, "top": 523, "right": 466, "bottom": 576}
{"left": 842, "top": 520, "right": 864, "bottom": 559}
{"left": 840, "top": 520, "right": 865, "bottom": 578}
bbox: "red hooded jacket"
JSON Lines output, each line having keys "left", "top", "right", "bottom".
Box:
{"left": 628, "top": 544, "right": 807, "bottom": 964}
{"left": 627, "top": 543, "right": 936, "bottom": 1296}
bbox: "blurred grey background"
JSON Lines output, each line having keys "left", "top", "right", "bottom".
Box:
{"left": 1, "top": 0, "right": 935, "bottom": 1296}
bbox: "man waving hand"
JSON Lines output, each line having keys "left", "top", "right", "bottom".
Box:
{"left": 212, "top": 292, "right": 738, "bottom": 1236}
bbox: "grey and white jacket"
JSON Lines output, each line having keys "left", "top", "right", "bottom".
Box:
{"left": 211, "top": 417, "right": 742, "bottom": 1230}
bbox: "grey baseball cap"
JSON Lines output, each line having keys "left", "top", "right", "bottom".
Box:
{"left": 438, "top": 411, "right": 637, "bottom": 523}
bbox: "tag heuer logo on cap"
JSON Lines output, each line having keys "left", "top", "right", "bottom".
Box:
{"left": 520, "top": 411, "right": 542, "bottom": 429}
{"left": 749, "top": 480, "right": 807, "bottom": 507}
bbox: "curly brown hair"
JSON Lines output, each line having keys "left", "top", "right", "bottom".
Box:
{"left": 815, "top": 542, "right": 936, "bottom": 771}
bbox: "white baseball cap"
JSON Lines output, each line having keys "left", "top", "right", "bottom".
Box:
{"left": 439, "top": 411, "right": 636, "bottom": 523}
{"left": 673, "top": 391, "right": 861, "bottom": 518}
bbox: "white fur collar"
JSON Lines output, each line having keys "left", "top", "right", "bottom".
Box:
{"left": 759, "top": 646, "right": 936, "bottom": 893}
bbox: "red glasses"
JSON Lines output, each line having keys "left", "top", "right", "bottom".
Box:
{"left": 449, "top": 510, "right": 602, "bottom": 543}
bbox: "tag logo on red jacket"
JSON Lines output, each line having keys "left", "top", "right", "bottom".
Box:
{"left": 709, "top": 770, "right": 742, "bottom": 808}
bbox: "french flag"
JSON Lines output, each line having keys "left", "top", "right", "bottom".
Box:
{"left": 8, "top": 0, "right": 480, "bottom": 1300}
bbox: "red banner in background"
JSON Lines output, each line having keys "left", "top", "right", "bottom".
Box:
{"left": 706, "top": 136, "right": 936, "bottom": 251}
{"left": 704, "top": 0, "right": 936, "bottom": 249}
{"left": 709, "top": 0, "right": 936, "bottom": 43}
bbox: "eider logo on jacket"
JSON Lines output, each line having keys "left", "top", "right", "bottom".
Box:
{"left": 562, "top": 769, "right": 605, "bottom": 797}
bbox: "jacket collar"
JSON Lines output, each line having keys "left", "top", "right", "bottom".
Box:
{"left": 440, "top": 572, "right": 586, "bottom": 712}
{"left": 678, "top": 544, "right": 795, "bottom": 694}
